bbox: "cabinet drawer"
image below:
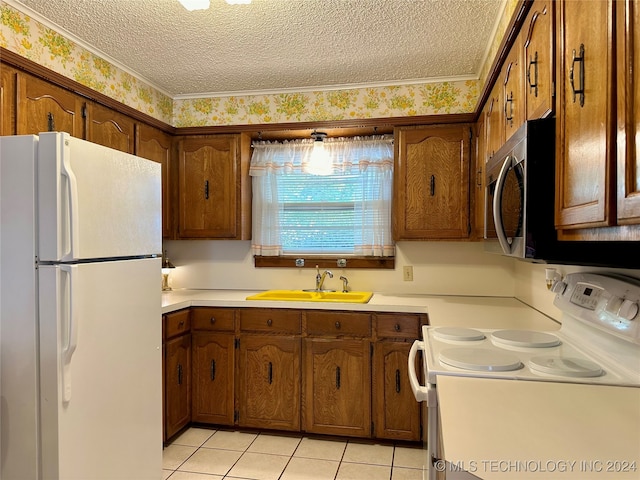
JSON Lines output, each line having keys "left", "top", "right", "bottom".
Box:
{"left": 239, "top": 309, "right": 301, "bottom": 334}
{"left": 306, "top": 311, "right": 371, "bottom": 337}
{"left": 376, "top": 314, "right": 421, "bottom": 339}
{"left": 191, "top": 307, "right": 235, "bottom": 331}
{"left": 164, "top": 309, "right": 191, "bottom": 340}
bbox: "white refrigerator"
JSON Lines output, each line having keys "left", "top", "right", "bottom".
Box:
{"left": 1, "top": 132, "right": 163, "bottom": 479}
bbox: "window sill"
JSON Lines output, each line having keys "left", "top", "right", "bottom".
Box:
{"left": 254, "top": 255, "right": 395, "bottom": 269}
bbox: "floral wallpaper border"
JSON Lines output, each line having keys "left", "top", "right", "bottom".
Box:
{"left": 1, "top": 0, "right": 516, "bottom": 128}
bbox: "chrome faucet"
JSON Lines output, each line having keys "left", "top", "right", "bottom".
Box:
{"left": 340, "top": 276, "right": 349, "bottom": 293}
{"left": 315, "top": 265, "right": 333, "bottom": 291}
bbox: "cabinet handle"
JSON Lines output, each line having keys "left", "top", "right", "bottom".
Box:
{"left": 179, "top": 320, "right": 184, "bottom": 328}
{"left": 268, "top": 362, "right": 273, "bottom": 384}
{"left": 335, "top": 366, "right": 341, "bottom": 389}
{"left": 47, "top": 112, "right": 55, "bottom": 132}
{"left": 177, "top": 364, "right": 183, "bottom": 385}
{"left": 335, "top": 321, "right": 341, "bottom": 329}
{"left": 210, "top": 359, "right": 216, "bottom": 381}
{"left": 267, "top": 318, "right": 273, "bottom": 327}
{"left": 527, "top": 51, "right": 539, "bottom": 97}
{"left": 210, "top": 317, "right": 216, "bottom": 324}
{"left": 504, "top": 92, "right": 514, "bottom": 125}
{"left": 430, "top": 175, "right": 436, "bottom": 196}
{"left": 570, "top": 44, "right": 585, "bottom": 107}
{"left": 394, "top": 323, "right": 401, "bottom": 332}
{"left": 204, "top": 180, "right": 210, "bottom": 200}
{"left": 395, "top": 369, "right": 401, "bottom": 393}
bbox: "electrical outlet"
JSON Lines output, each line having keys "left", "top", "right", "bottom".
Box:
{"left": 403, "top": 265, "right": 414, "bottom": 281}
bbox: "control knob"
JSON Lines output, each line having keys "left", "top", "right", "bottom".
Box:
{"left": 618, "top": 299, "right": 639, "bottom": 321}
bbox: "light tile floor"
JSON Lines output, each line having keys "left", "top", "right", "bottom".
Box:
{"left": 163, "top": 427, "right": 425, "bottom": 480}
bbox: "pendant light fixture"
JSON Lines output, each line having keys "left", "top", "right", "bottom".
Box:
{"left": 306, "top": 131, "right": 332, "bottom": 176}
{"left": 178, "top": 0, "right": 210, "bottom": 11}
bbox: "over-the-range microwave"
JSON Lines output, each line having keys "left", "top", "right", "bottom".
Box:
{"left": 484, "top": 118, "right": 639, "bottom": 269}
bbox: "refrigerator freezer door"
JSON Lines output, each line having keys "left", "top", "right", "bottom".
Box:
{"left": 37, "top": 132, "right": 161, "bottom": 262}
{"left": 38, "top": 258, "right": 162, "bottom": 480}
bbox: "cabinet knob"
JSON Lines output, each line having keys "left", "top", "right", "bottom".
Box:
{"left": 335, "top": 321, "right": 341, "bottom": 329}
{"left": 210, "top": 317, "right": 216, "bottom": 324}
{"left": 178, "top": 320, "right": 184, "bottom": 328}
{"left": 394, "top": 323, "right": 401, "bottom": 332}
{"left": 267, "top": 318, "right": 273, "bottom": 327}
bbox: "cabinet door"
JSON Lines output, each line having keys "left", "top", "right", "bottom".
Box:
{"left": 85, "top": 101, "right": 135, "bottom": 153}
{"left": 394, "top": 125, "right": 471, "bottom": 239}
{"left": 555, "top": 0, "right": 615, "bottom": 229}
{"left": 192, "top": 332, "right": 235, "bottom": 425}
{"left": 617, "top": 0, "right": 640, "bottom": 224}
{"left": 502, "top": 34, "right": 525, "bottom": 141}
{"left": 373, "top": 342, "right": 420, "bottom": 441}
{"left": 485, "top": 81, "right": 504, "bottom": 163}
{"left": 523, "top": 0, "right": 554, "bottom": 120}
{"left": 178, "top": 135, "right": 248, "bottom": 239}
{"left": 165, "top": 334, "right": 191, "bottom": 439}
{"left": 137, "top": 124, "right": 174, "bottom": 238}
{"left": 303, "top": 338, "right": 371, "bottom": 437}
{"left": 16, "top": 73, "right": 85, "bottom": 137}
{"left": 1, "top": 66, "right": 16, "bottom": 135}
{"left": 238, "top": 335, "right": 301, "bottom": 431}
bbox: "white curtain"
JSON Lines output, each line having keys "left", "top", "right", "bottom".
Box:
{"left": 250, "top": 136, "right": 395, "bottom": 257}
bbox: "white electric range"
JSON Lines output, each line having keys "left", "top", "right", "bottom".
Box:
{"left": 408, "top": 272, "right": 640, "bottom": 480}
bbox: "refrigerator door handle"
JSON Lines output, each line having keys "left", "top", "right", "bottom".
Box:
{"left": 61, "top": 264, "right": 78, "bottom": 402}
{"left": 60, "top": 146, "right": 80, "bottom": 261}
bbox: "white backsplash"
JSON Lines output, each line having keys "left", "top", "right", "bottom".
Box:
{"left": 162, "top": 240, "right": 517, "bottom": 297}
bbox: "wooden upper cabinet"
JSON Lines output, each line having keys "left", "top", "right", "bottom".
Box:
{"left": 394, "top": 124, "right": 471, "bottom": 240}
{"left": 616, "top": 0, "right": 640, "bottom": 225}
{"left": 85, "top": 101, "right": 135, "bottom": 153}
{"left": 1, "top": 66, "right": 16, "bottom": 135}
{"left": 177, "top": 134, "right": 251, "bottom": 239}
{"left": 523, "top": 0, "right": 554, "bottom": 120}
{"left": 485, "top": 81, "right": 504, "bottom": 164}
{"left": 502, "top": 34, "right": 525, "bottom": 142}
{"left": 16, "top": 72, "right": 85, "bottom": 137}
{"left": 555, "top": 0, "right": 615, "bottom": 230}
{"left": 137, "top": 124, "right": 174, "bottom": 238}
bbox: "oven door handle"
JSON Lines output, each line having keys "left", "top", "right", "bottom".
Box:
{"left": 493, "top": 154, "right": 515, "bottom": 254}
{"left": 408, "top": 340, "right": 429, "bottom": 402}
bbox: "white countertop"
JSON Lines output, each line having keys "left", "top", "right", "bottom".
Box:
{"left": 437, "top": 376, "right": 640, "bottom": 480}
{"left": 161, "top": 289, "right": 560, "bottom": 330}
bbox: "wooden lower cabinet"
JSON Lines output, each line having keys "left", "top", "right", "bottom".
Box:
{"left": 303, "top": 338, "right": 372, "bottom": 437}
{"left": 373, "top": 342, "right": 421, "bottom": 441}
{"left": 238, "top": 335, "right": 301, "bottom": 431}
{"left": 164, "top": 332, "right": 191, "bottom": 440}
{"left": 192, "top": 332, "right": 235, "bottom": 425}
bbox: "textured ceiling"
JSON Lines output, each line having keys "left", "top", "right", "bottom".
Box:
{"left": 13, "top": 0, "right": 505, "bottom": 97}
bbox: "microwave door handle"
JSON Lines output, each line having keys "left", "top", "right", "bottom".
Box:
{"left": 493, "top": 154, "right": 514, "bottom": 254}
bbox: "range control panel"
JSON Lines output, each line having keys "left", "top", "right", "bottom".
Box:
{"left": 554, "top": 272, "right": 640, "bottom": 343}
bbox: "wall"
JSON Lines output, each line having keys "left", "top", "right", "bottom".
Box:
{"left": 163, "top": 240, "right": 517, "bottom": 297}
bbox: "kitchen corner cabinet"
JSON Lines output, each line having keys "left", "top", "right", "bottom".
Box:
{"left": 85, "top": 101, "right": 135, "bottom": 154}
{"left": 616, "top": 0, "right": 640, "bottom": 225}
{"left": 136, "top": 124, "right": 174, "bottom": 238}
{"left": 237, "top": 309, "right": 302, "bottom": 431}
{"left": 394, "top": 124, "right": 471, "bottom": 240}
{"left": 555, "top": 0, "right": 615, "bottom": 231}
{"left": 16, "top": 72, "right": 85, "bottom": 137}
{"left": 373, "top": 314, "right": 425, "bottom": 441}
{"left": 523, "top": 0, "right": 554, "bottom": 120}
{"left": 163, "top": 309, "right": 191, "bottom": 441}
{"left": 191, "top": 308, "right": 235, "bottom": 426}
{"left": 177, "top": 134, "right": 251, "bottom": 239}
{"left": 304, "top": 311, "right": 372, "bottom": 437}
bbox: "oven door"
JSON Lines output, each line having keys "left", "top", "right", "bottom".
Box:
{"left": 484, "top": 151, "right": 526, "bottom": 257}
{"left": 408, "top": 340, "right": 439, "bottom": 480}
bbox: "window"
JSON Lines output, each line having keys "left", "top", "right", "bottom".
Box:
{"left": 250, "top": 136, "right": 394, "bottom": 259}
